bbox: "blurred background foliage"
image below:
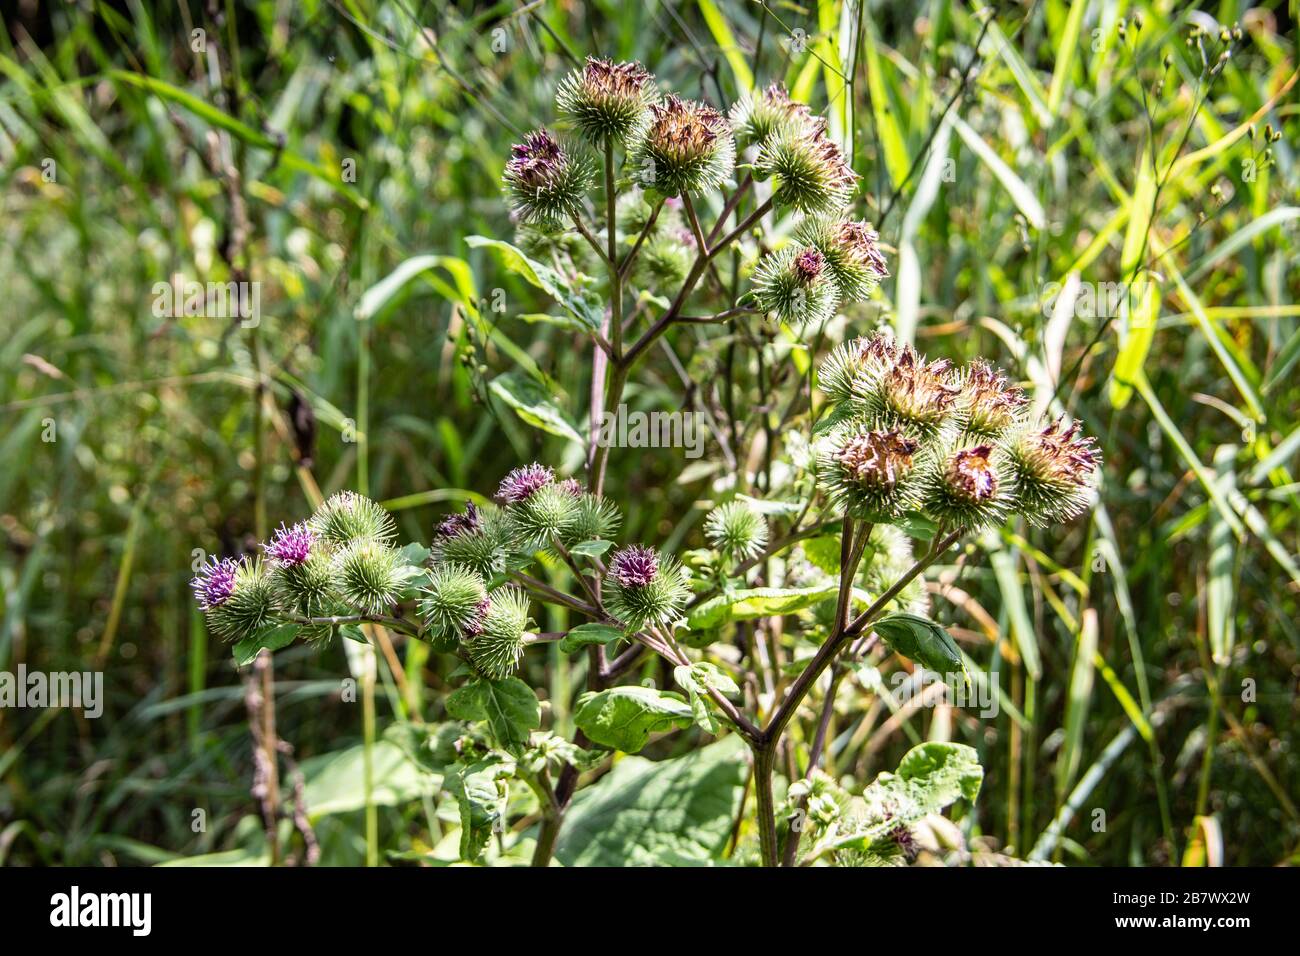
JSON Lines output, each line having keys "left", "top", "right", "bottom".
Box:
{"left": 1, "top": 0, "right": 1297, "bottom": 866}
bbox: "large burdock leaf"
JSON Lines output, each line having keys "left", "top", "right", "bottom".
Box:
{"left": 300, "top": 741, "right": 437, "bottom": 820}
{"left": 446, "top": 677, "right": 540, "bottom": 751}
{"left": 554, "top": 736, "right": 748, "bottom": 866}
{"left": 573, "top": 685, "right": 693, "bottom": 753}
{"left": 810, "top": 742, "right": 983, "bottom": 860}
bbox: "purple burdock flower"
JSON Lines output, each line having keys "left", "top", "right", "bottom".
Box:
{"left": 464, "top": 597, "right": 491, "bottom": 638}
{"left": 497, "top": 463, "right": 555, "bottom": 504}
{"left": 264, "top": 522, "right": 315, "bottom": 566}
{"left": 792, "top": 247, "right": 826, "bottom": 285}
{"left": 192, "top": 556, "right": 238, "bottom": 610}
{"left": 557, "top": 477, "right": 584, "bottom": 498}
{"left": 506, "top": 129, "right": 564, "bottom": 188}
{"left": 610, "top": 545, "right": 659, "bottom": 588}
{"left": 437, "top": 502, "right": 482, "bottom": 538}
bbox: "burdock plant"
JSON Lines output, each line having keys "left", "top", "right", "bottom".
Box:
{"left": 192, "top": 58, "right": 1102, "bottom": 871}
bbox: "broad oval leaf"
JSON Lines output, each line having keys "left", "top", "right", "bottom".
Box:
{"left": 573, "top": 685, "right": 693, "bottom": 753}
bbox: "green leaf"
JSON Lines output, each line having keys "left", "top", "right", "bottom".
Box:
{"left": 814, "top": 742, "right": 983, "bottom": 858}
{"left": 559, "top": 623, "right": 625, "bottom": 654}
{"left": 489, "top": 370, "right": 583, "bottom": 445}
{"left": 569, "top": 539, "right": 612, "bottom": 558}
{"left": 446, "top": 677, "right": 541, "bottom": 750}
{"left": 873, "top": 613, "right": 969, "bottom": 688}
{"left": 687, "top": 583, "right": 838, "bottom": 630}
{"left": 802, "top": 535, "right": 843, "bottom": 575}
{"left": 673, "top": 661, "right": 739, "bottom": 697}
{"left": 301, "top": 741, "right": 437, "bottom": 819}
{"left": 466, "top": 236, "right": 603, "bottom": 331}
{"left": 445, "top": 755, "right": 513, "bottom": 862}
{"left": 554, "top": 736, "right": 748, "bottom": 866}
{"left": 573, "top": 685, "right": 694, "bottom": 753}
{"left": 231, "top": 621, "right": 298, "bottom": 666}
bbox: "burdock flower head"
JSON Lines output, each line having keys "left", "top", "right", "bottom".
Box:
{"left": 192, "top": 556, "right": 238, "bottom": 611}
{"left": 497, "top": 462, "right": 555, "bottom": 504}
{"left": 604, "top": 545, "right": 690, "bottom": 629}
{"left": 1007, "top": 417, "right": 1101, "bottom": 525}
{"left": 201, "top": 558, "right": 277, "bottom": 643}
{"left": 332, "top": 539, "right": 403, "bottom": 615}
{"left": 502, "top": 128, "right": 594, "bottom": 229}
{"left": 463, "top": 587, "right": 532, "bottom": 679}
{"left": 752, "top": 245, "right": 839, "bottom": 326}
{"left": 959, "top": 360, "right": 1028, "bottom": 439}
{"left": 310, "top": 491, "right": 396, "bottom": 548}
{"left": 632, "top": 95, "right": 735, "bottom": 197}
{"left": 432, "top": 502, "right": 511, "bottom": 580}
{"left": 818, "top": 333, "right": 901, "bottom": 403}
{"left": 870, "top": 345, "right": 962, "bottom": 442}
{"left": 265, "top": 523, "right": 335, "bottom": 624}
{"left": 556, "top": 57, "right": 657, "bottom": 145}
{"left": 263, "top": 522, "right": 315, "bottom": 566}
{"left": 729, "top": 83, "right": 811, "bottom": 149}
{"left": 437, "top": 501, "right": 482, "bottom": 539}
{"left": 754, "top": 116, "right": 856, "bottom": 214}
{"left": 419, "top": 564, "right": 489, "bottom": 641}
{"left": 923, "top": 444, "right": 1015, "bottom": 531}
{"left": 819, "top": 428, "right": 922, "bottom": 519}
{"left": 794, "top": 217, "right": 889, "bottom": 301}
{"left": 705, "top": 500, "right": 769, "bottom": 562}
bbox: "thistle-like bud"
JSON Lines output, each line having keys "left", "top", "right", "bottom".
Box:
{"left": 857, "top": 525, "right": 928, "bottom": 615}
{"left": 728, "top": 83, "right": 811, "bottom": 149}
{"left": 496, "top": 462, "right": 555, "bottom": 504}
{"left": 418, "top": 564, "right": 489, "bottom": 641}
{"left": 818, "top": 334, "right": 900, "bottom": 403}
{"left": 1006, "top": 418, "right": 1102, "bottom": 524}
{"left": 502, "top": 129, "right": 594, "bottom": 229}
{"left": 794, "top": 217, "right": 889, "bottom": 301}
{"left": 753, "top": 117, "right": 856, "bottom": 214}
{"left": 752, "top": 245, "right": 840, "bottom": 326}
{"left": 632, "top": 95, "right": 735, "bottom": 197}
{"left": 818, "top": 427, "right": 922, "bottom": 519}
{"left": 203, "top": 558, "right": 277, "bottom": 642}
{"left": 464, "top": 587, "right": 532, "bottom": 679}
{"left": 704, "top": 501, "right": 769, "bottom": 562}
{"left": 604, "top": 545, "right": 691, "bottom": 629}
{"left": 563, "top": 493, "right": 622, "bottom": 545}
{"left": 556, "top": 57, "right": 657, "bottom": 145}
{"left": 333, "top": 539, "right": 403, "bottom": 615}
{"left": 636, "top": 231, "right": 694, "bottom": 288}
{"left": 310, "top": 491, "right": 396, "bottom": 548}
{"left": 869, "top": 345, "right": 962, "bottom": 442}
{"left": 509, "top": 481, "right": 582, "bottom": 549}
{"left": 922, "top": 444, "right": 1015, "bottom": 531}
{"left": 958, "top": 360, "right": 1028, "bottom": 439}
{"left": 432, "top": 502, "right": 512, "bottom": 579}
